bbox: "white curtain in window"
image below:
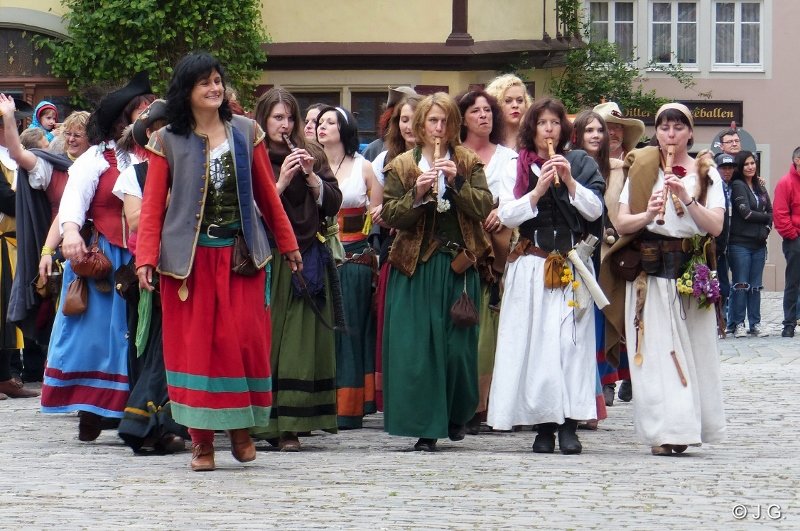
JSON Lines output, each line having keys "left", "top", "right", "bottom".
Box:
{"left": 741, "top": 2, "right": 760, "bottom": 63}
{"left": 615, "top": 2, "right": 634, "bottom": 60}
{"left": 676, "top": 2, "right": 697, "bottom": 64}
{"left": 715, "top": 2, "right": 735, "bottom": 63}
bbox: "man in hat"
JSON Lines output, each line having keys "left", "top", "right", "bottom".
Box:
{"left": 0, "top": 97, "right": 39, "bottom": 399}
{"left": 714, "top": 152, "right": 736, "bottom": 332}
{"left": 361, "top": 85, "right": 417, "bottom": 162}
{"left": 593, "top": 101, "right": 645, "bottom": 403}
{"left": 593, "top": 101, "right": 645, "bottom": 160}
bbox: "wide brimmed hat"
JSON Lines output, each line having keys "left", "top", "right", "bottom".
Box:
{"left": 0, "top": 98, "right": 34, "bottom": 122}
{"left": 593, "top": 102, "right": 646, "bottom": 152}
{"left": 132, "top": 99, "right": 167, "bottom": 147}
{"left": 94, "top": 71, "right": 153, "bottom": 138}
{"left": 387, "top": 86, "right": 417, "bottom": 107}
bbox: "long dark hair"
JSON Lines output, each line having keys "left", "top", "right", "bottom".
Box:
{"left": 315, "top": 106, "right": 360, "bottom": 157}
{"left": 572, "top": 110, "right": 610, "bottom": 179}
{"left": 165, "top": 51, "right": 233, "bottom": 136}
{"left": 457, "top": 90, "right": 504, "bottom": 145}
{"left": 254, "top": 87, "right": 304, "bottom": 150}
{"left": 384, "top": 95, "right": 422, "bottom": 163}
{"left": 518, "top": 97, "right": 572, "bottom": 154}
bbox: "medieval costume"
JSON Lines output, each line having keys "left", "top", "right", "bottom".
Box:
{"left": 382, "top": 144, "right": 492, "bottom": 448}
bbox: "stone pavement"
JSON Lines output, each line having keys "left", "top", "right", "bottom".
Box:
{"left": 0, "top": 293, "right": 798, "bottom": 529}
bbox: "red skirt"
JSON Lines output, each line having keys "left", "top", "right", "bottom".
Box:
{"left": 160, "top": 245, "right": 272, "bottom": 430}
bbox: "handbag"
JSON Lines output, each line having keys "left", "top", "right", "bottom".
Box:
{"left": 609, "top": 246, "right": 642, "bottom": 282}
{"left": 62, "top": 277, "right": 88, "bottom": 316}
{"left": 71, "top": 231, "right": 112, "bottom": 280}
{"left": 231, "top": 234, "right": 260, "bottom": 276}
{"left": 450, "top": 275, "right": 479, "bottom": 327}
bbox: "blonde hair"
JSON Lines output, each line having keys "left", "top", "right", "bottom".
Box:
{"left": 485, "top": 73, "right": 533, "bottom": 107}
{"left": 20, "top": 128, "right": 46, "bottom": 149}
{"left": 412, "top": 93, "right": 462, "bottom": 150}
{"left": 61, "top": 110, "right": 90, "bottom": 136}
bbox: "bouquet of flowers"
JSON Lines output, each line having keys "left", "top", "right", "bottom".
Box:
{"left": 676, "top": 235, "right": 721, "bottom": 309}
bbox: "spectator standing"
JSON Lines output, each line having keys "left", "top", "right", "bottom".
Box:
{"left": 714, "top": 152, "right": 736, "bottom": 333}
{"left": 727, "top": 151, "right": 772, "bottom": 338}
{"left": 773, "top": 147, "right": 800, "bottom": 338}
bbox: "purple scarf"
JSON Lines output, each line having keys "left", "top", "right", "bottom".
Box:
{"left": 513, "top": 148, "right": 547, "bottom": 199}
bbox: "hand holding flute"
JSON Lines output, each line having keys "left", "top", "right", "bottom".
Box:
{"left": 546, "top": 138, "right": 560, "bottom": 187}
{"left": 655, "top": 145, "right": 675, "bottom": 225}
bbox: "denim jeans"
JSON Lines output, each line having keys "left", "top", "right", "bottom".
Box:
{"left": 783, "top": 238, "right": 800, "bottom": 326}
{"left": 728, "top": 244, "right": 766, "bottom": 329}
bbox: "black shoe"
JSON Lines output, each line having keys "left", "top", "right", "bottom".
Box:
{"left": 618, "top": 380, "right": 633, "bottom": 402}
{"left": 413, "top": 438, "right": 438, "bottom": 452}
{"left": 465, "top": 414, "right": 481, "bottom": 436}
{"left": 531, "top": 423, "right": 557, "bottom": 453}
{"left": 602, "top": 383, "right": 615, "bottom": 407}
{"left": 448, "top": 422, "right": 466, "bottom": 441}
{"left": 782, "top": 325, "right": 795, "bottom": 338}
{"left": 558, "top": 419, "right": 583, "bottom": 455}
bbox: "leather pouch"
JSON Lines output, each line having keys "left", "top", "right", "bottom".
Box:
{"left": 450, "top": 248, "right": 476, "bottom": 274}
{"left": 62, "top": 277, "right": 88, "bottom": 316}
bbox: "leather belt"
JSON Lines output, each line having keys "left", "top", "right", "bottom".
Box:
{"left": 203, "top": 224, "right": 240, "bottom": 239}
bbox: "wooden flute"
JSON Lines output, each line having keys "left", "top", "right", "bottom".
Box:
{"left": 655, "top": 145, "right": 675, "bottom": 225}
{"left": 432, "top": 138, "right": 441, "bottom": 197}
{"left": 546, "top": 138, "right": 560, "bottom": 187}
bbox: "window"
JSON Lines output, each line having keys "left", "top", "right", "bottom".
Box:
{"left": 588, "top": 2, "right": 635, "bottom": 60}
{"left": 713, "top": 1, "right": 761, "bottom": 67}
{"left": 650, "top": 1, "right": 698, "bottom": 65}
{"left": 293, "top": 92, "right": 340, "bottom": 117}
{"left": 350, "top": 92, "right": 385, "bottom": 145}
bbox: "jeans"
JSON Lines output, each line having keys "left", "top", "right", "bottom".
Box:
{"left": 716, "top": 251, "right": 731, "bottom": 327}
{"left": 728, "top": 244, "right": 766, "bottom": 329}
{"left": 783, "top": 238, "right": 800, "bottom": 327}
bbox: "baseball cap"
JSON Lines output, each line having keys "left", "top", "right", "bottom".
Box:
{"left": 715, "top": 153, "right": 735, "bottom": 167}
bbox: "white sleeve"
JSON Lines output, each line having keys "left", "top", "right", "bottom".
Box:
{"left": 371, "top": 151, "right": 388, "bottom": 186}
{"left": 569, "top": 183, "right": 604, "bottom": 221}
{"left": 619, "top": 179, "right": 631, "bottom": 205}
{"left": 28, "top": 157, "right": 54, "bottom": 190}
{"left": 498, "top": 193, "right": 537, "bottom": 228}
{"left": 704, "top": 167, "right": 725, "bottom": 210}
{"left": 112, "top": 165, "right": 143, "bottom": 200}
{"left": 59, "top": 147, "right": 106, "bottom": 233}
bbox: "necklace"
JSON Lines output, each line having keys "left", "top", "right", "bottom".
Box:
{"left": 332, "top": 156, "right": 346, "bottom": 178}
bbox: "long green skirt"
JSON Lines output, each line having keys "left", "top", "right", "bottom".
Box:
{"left": 336, "top": 240, "right": 377, "bottom": 429}
{"left": 383, "top": 252, "right": 480, "bottom": 439}
{"left": 251, "top": 248, "right": 338, "bottom": 438}
{"left": 476, "top": 282, "right": 500, "bottom": 413}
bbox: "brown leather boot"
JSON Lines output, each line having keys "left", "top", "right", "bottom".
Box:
{"left": 190, "top": 443, "right": 216, "bottom": 471}
{"left": 226, "top": 429, "right": 256, "bottom": 462}
{"left": 0, "top": 378, "right": 40, "bottom": 399}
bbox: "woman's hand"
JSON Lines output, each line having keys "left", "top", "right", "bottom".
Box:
{"left": 483, "top": 208, "right": 503, "bottom": 233}
{"left": 646, "top": 190, "right": 665, "bottom": 222}
{"left": 61, "top": 228, "right": 87, "bottom": 261}
{"left": 39, "top": 255, "right": 53, "bottom": 278}
{"left": 137, "top": 265, "right": 155, "bottom": 292}
{"left": 294, "top": 148, "right": 316, "bottom": 176}
{"left": 0, "top": 93, "right": 16, "bottom": 120}
{"left": 434, "top": 158, "right": 457, "bottom": 186}
{"left": 370, "top": 204, "right": 386, "bottom": 227}
{"left": 277, "top": 150, "right": 308, "bottom": 189}
{"left": 664, "top": 172, "right": 690, "bottom": 204}
{"left": 415, "top": 169, "right": 437, "bottom": 202}
{"left": 284, "top": 250, "right": 304, "bottom": 273}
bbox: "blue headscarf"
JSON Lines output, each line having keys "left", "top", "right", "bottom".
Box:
{"left": 28, "top": 101, "right": 58, "bottom": 142}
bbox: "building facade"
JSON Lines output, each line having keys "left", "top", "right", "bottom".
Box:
{"left": 2, "top": 0, "right": 795, "bottom": 288}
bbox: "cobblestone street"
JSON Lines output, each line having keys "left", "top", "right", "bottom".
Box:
{"left": 1, "top": 293, "right": 797, "bottom": 529}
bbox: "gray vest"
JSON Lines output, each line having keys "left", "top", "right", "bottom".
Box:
{"left": 157, "top": 115, "right": 272, "bottom": 279}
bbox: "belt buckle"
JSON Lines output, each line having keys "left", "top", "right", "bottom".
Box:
{"left": 206, "top": 223, "right": 220, "bottom": 239}
{"left": 443, "top": 240, "right": 461, "bottom": 252}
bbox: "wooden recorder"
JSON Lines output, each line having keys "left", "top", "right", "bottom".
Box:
{"left": 546, "top": 138, "right": 560, "bottom": 187}
{"left": 655, "top": 145, "right": 675, "bottom": 225}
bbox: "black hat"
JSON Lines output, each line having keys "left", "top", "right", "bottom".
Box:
{"left": 132, "top": 99, "right": 167, "bottom": 147}
{"left": 715, "top": 153, "right": 736, "bottom": 167}
{"left": 0, "top": 97, "right": 34, "bottom": 123}
{"left": 94, "top": 71, "right": 153, "bottom": 138}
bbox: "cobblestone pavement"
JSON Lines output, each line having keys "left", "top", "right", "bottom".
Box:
{"left": 1, "top": 293, "right": 797, "bottom": 529}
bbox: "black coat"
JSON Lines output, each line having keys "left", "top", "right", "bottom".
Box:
{"left": 728, "top": 178, "right": 772, "bottom": 249}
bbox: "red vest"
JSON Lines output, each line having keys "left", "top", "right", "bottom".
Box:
{"left": 87, "top": 148, "right": 125, "bottom": 247}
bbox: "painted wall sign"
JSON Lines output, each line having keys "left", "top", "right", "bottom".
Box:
{"left": 624, "top": 101, "right": 743, "bottom": 127}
